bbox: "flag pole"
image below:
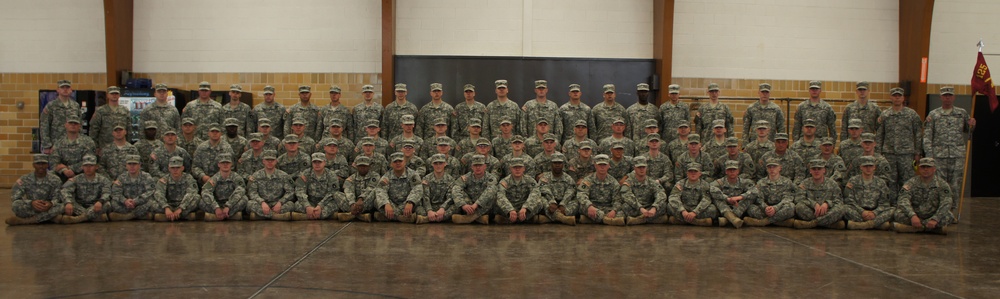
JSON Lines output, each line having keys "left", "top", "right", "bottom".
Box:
{"left": 958, "top": 39, "right": 985, "bottom": 222}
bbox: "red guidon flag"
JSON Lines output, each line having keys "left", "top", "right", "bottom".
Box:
{"left": 972, "top": 51, "right": 999, "bottom": 112}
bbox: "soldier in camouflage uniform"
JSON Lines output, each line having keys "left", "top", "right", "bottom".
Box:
{"left": 498, "top": 135, "right": 533, "bottom": 179}
{"left": 815, "top": 137, "right": 847, "bottom": 185}
{"left": 621, "top": 156, "right": 670, "bottom": 225}
{"left": 532, "top": 152, "right": 577, "bottom": 225}
{"left": 415, "top": 154, "right": 457, "bottom": 224}
{"left": 451, "top": 155, "right": 499, "bottom": 224}
{"left": 524, "top": 119, "right": 556, "bottom": 157}
{"left": 838, "top": 119, "right": 866, "bottom": 165}
{"left": 400, "top": 140, "right": 426, "bottom": 175}
{"left": 461, "top": 138, "right": 500, "bottom": 177}
{"left": 845, "top": 133, "right": 896, "bottom": 198}
{"left": 598, "top": 118, "right": 635, "bottom": 157}
{"left": 756, "top": 133, "right": 805, "bottom": 182}
{"left": 876, "top": 87, "right": 923, "bottom": 189}
{"left": 140, "top": 84, "right": 181, "bottom": 140}
{"left": 792, "top": 159, "right": 846, "bottom": 229}
{"left": 224, "top": 117, "right": 249, "bottom": 155}
{"left": 318, "top": 85, "right": 353, "bottom": 143}
{"left": 562, "top": 119, "right": 596, "bottom": 161}
{"left": 841, "top": 81, "right": 882, "bottom": 141}
{"left": 90, "top": 86, "right": 131, "bottom": 152}
{"left": 893, "top": 158, "right": 953, "bottom": 234}
{"left": 625, "top": 83, "right": 659, "bottom": 140}
{"left": 453, "top": 84, "right": 487, "bottom": 141}
{"left": 58, "top": 155, "right": 111, "bottom": 223}
{"left": 256, "top": 118, "right": 283, "bottom": 153}
{"left": 790, "top": 119, "right": 822, "bottom": 160}
{"left": 50, "top": 115, "right": 97, "bottom": 181}
{"left": 793, "top": 81, "right": 837, "bottom": 140}
{"left": 742, "top": 158, "right": 796, "bottom": 227}
{"left": 201, "top": 153, "right": 247, "bottom": 221}
{"left": 318, "top": 118, "right": 356, "bottom": 162}
{"left": 374, "top": 152, "right": 423, "bottom": 223}
{"left": 135, "top": 122, "right": 164, "bottom": 174}
{"left": 530, "top": 134, "right": 563, "bottom": 179}
{"left": 673, "top": 134, "right": 715, "bottom": 183}
{"left": 576, "top": 154, "right": 626, "bottom": 225}
{"left": 246, "top": 150, "right": 296, "bottom": 220}
{"left": 357, "top": 137, "right": 389, "bottom": 176}
{"left": 287, "top": 116, "right": 318, "bottom": 155}
{"left": 638, "top": 135, "right": 674, "bottom": 189}
{"left": 485, "top": 79, "right": 524, "bottom": 139}
{"left": 702, "top": 119, "right": 730, "bottom": 159}
{"left": 666, "top": 121, "right": 694, "bottom": 163}
{"left": 383, "top": 83, "right": 420, "bottom": 141}
{"left": 709, "top": 160, "right": 757, "bottom": 228}
{"left": 523, "top": 80, "right": 563, "bottom": 139}
{"left": 566, "top": 140, "right": 596, "bottom": 183}
{"left": 742, "top": 83, "right": 785, "bottom": 143}
{"left": 7, "top": 155, "right": 70, "bottom": 225}
{"left": 321, "top": 139, "right": 352, "bottom": 182}
{"left": 424, "top": 118, "right": 454, "bottom": 158}
{"left": 455, "top": 118, "right": 487, "bottom": 158}
{"left": 351, "top": 84, "right": 382, "bottom": 142}
{"left": 335, "top": 155, "right": 380, "bottom": 222}
{"left": 559, "top": 84, "right": 596, "bottom": 141}
{"left": 389, "top": 114, "right": 423, "bottom": 155}
{"left": 182, "top": 81, "right": 223, "bottom": 140}
{"left": 667, "top": 162, "right": 716, "bottom": 226}
{"left": 712, "top": 137, "right": 755, "bottom": 181}
{"left": 253, "top": 86, "right": 285, "bottom": 139}
{"left": 659, "top": 84, "right": 691, "bottom": 144}
{"left": 239, "top": 133, "right": 267, "bottom": 178}
{"left": 192, "top": 124, "right": 235, "bottom": 184}
{"left": 284, "top": 85, "right": 322, "bottom": 140}
{"left": 607, "top": 141, "right": 634, "bottom": 181}
{"left": 108, "top": 155, "right": 158, "bottom": 221}
{"left": 923, "top": 86, "right": 975, "bottom": 213}
{"left": 99, "top": 124, "right": 137, "bottom": 179}
{"left": 493, "top": 157, "right": 542, "bottom": 224}
{"left": 490, "top": 117, "right": 517, "bottom": 160}
{"left": 178, "top": 118, "right": 203, "bottom": 156}
{"left": 294, "top": 153, "right": 345, "bottom": 220}
{"left": 431, "top": 138, "right": 463, "bottom": 178}
{"left": 744, "top": 120, "right": 775, "bottom": 163}
{"left": 634, "top": 119, "right": 664, "bottom": 154}
{"left": 276, "top": 135, "right": 310, "bottom": 179}
{"left": 694, "top": 83, "right": 735, "bottom": 138}
{"left": 417, "top": 83, "right": 455, "bottom": 139}
{"left": 591, "top": 84, "right": 630, "bottom": 143}
{"left": 152, "top": 156, "right": 201, "bottom": 221}
{"left": 842, "top": 156, "right": 894, "bottom": 230}
{"left": 40, "top": 80, "right": 81, "bottom": 154}
{"left": 355, "top": 120, "right": 390, "bottom": 158}
{"left": 219, "top": 86, "right": 253, "bottom": 133}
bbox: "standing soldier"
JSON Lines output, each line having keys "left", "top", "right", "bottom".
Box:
{"left": 140, "top": 84, "right": 181, "bottom": 139}
{"left": 90, "top": 86, "right": 131, "bottom": 152}
{"left": 523, "top": 80, "right": 563, "bottom": 139}
{"left": 559, "top": 84, "right": 596, "bottom": 141}
{"left": 667, "top": 162, "right": 716, "bottom": 226}
{"left": 294, "top": 153, "right": 345, "bottom": 221}
{"left": 876, "top": 87, "right": 923, "bottom": 190}
{"left": 246, "top": 150, "right": 296, "bottom": 221}
{"left": 415, "top": 154, "right": 457, "bottom": 224}
{"left": 201, "top": 153, "right": 247, "bottom": 221}
{"left": 382, "top": 83, "right": 419, "bottom": 141}
{"left": 374, "top": 153, "right": 423, "bottom": 223}
{"left": 841, "top": 81, "right": 881, "bottom": 141}
{"left": 220, "top": 84, "right": 253, "bottom": 138}
{"left": 792, "top": 160, "right": 846, "bottom": 229}
{"left": 336, "top": 155, "right": 380, "bottom": 222}
{"left": 453, "top": 84, "right": 487, "bottom": 140}
{"left": 742, "top": 158, "right": 796, "bottom": 227}
{"left": 191, "top": 124, "right": 235, "bottom": 185}
{"left": 352, "top": 84, "right": 382, "bottom": 142}
{"left": 626, "top": 83, "right": 659, "bottom": 140}
{"left": 742, "top": 83, "right": 785, "bottom": 143}
{"left": 923, "top": 86, "right": 975, "bottom": 215}
{"left": 182, "top": 81, "right": 223, "bottom": 140}
{"left": 792, "top": 81, "right": 837, "bottom": 140}
{"left": 485, "top": 79, "right": 523, "bottom": 139}
{"left": 318, "top": 85, "right": 353, "bottom": 143}
{"left": 7, "top": 155, "right": 70, "bottom": 225}
{"left": 108, "top": 155, "right": 157, "bottom": 221}
{"left": 40, "top": 80, "right": 81, "bottom": 154}
{"left": 152, "top": 156, "right": 200, "bottom": 222}
{"left": 178, "top": 118, "right": 203, "bottom": 155}
{"left": 576, "top": 154, "right": 627, "bottom": 225}
{"left": 621, "top": 156, "right": 670, "bottom": 225}
{"left": 99, "top": 124, "right": 138, "bottom": 179}
{"left": 533, "top": 153, "right": 577, "bottom": 225}
{"left": 285, "top": 85, "right": 321, "bottom": 140}
{"left": 59, "top": 155, "right": 112, "bottom": 223}
{"left": 842, "top": 156, "right": 894, "bottom": 230}
{"left": 591, "top": 84, "right": 629, "bottom": 142}
{"left": 451, "top": 155, "right": 498, "bottom": 224}
{"left": 253, "top": 86, "right": 285, "bottom": 139}
{"left": 224, "top": 118, "right": 249, "bottom": 155}
{"left": 894, "top": 158, "right": 953, "bottom": 234}
{"left": 417, "top": 83, "right": 455, "bottom": 140}
{"left": 50, "top": 115, "right": 97, "bottom": 181}
{"left": 493, "top": 157, "right": 542, "bottom": 224}
{"left": 694, "top": 83, "right": 735, "bottom": 138}
{"left": 659, "top": 84, "right": 691, "bottom": 144}
{"left": 838, "top": 119, "right": 866, "bottom": 165}
{"left": 709, "top": 160, "right": 755, "bottom": 228}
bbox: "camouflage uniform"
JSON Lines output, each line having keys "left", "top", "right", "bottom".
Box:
{"left": 842, "top": 162, "right": 894, "bottom": 227}
{"left": 562, "top": 136, "right": 597, "bottom": 162}
{"left": 923, "top": 96, "right": 973, "bottom": 203}
{"left": 620, "top": 169, "right": 669, "bottom": 218}
{"left": 701, "top": 135, "right": 729, "bottom": 160}
{"left": 694, "top": 101, "right": 735, "bottom": 139}
{"left": 110, "top": 166, "right": 157, "bottom": 219}
{"left": 894, "top": 166, "right": 955, "bottom": 227}
{"left": 89, "top": 94, "right": 131, "bottom": 150}
{"left": 39, "top": 82, "right": 82, "bottom": 150}
{"left": 524, "top": 125, "right": 558, "bottom": 157}
{"left": 201, "top": 167, "right": 248, "bottom": 219}
{"left": 744, "top": 138, "right": 775, "bottom": 167}
{"left": 845, "top": 153, "right": 896, "bottom": 199}
{"left": 10, "top": 158, "right": 65, "bottom": 222}
{"left": 182, "top": 98, "right": 223, "bottom": 141}
{"left": 294, "top": 159, "right": 345, "bottom": 219}
{"left": 238, "top": 148, "right": 265, "bottom": 179}
{"left": 608, "top": 155, "right": 634, "bottom": 181}
{"left": 841, "top": 100, "right": 881, "bottom": 142}
{"left": 51, "top": 134, "right": 97, "bottom": 181}
{"left": 276, "top": 150, "right": 310, "bottom": 181}
{"left": 134, "top": 128, "right": 165, "bottom": 174}
{"left": 139, "top": 90, "right": 181, "bottom": 139}
{"left": 591, "top": 102, "right": 629, "bottom": 143}
{"left": 246, "top": 160, "right": 296, "bottom": 217}
{"left": 358, "top": 153, "right": 389, "bottom": 177}
{"left": 178, "top": 121, "right": 203, "bottom": 157}
{"left": 626, "top": 101, "right": 660, "bottom": 141}
{"left": 453, "top": 98, "right": 488, "bottom": 141}
{"left": 793, "top": 86, "right": 837, "bottom": 140}
{"left": 794, "top": 164, "right": 846, "bottom": 227}
{"left": 461, "top": 150, "right": 501, "bottom": 178}
{"left": 100, "top": 141, "right": 138, "bottom": 179}
{"left": 709, "top": 167, "right": 756, "bottom": 221}
{"left": 355, "top": 133, "right": 390, "bottom": 158}
{"left": 534, "top": 166, "right": 578, "bottom": 218}
{"left": 712, "top": 150, "right": 756, "bottom": 181}
{"left": 419, "top": 169, "right": 457, "bottom": 218}
{"left": 318, "top": 103, "right": 354, "bottom": 143}
{"left": 253, "top": 90, "right": 286, "bottom": 139}
{"left": 149, "top": 144, "right": 192, "bottom": 180}
{"left": 837, "top": 137, "right": 865, "bottom": 168}
{"left": 192, "top": 137, "right": 235, "bottom": 181}
{"left": 745, "top": 173, "right": 796, "bottom": 224}
{"left": 673, "top": 138, "right": 715, "bottom": 183}
{"left": 523, "top": 98, "right": 563, "bottom": 139}
{"left": 423, "top": 136, "right": 456, "bottom": 160}
{"left": 450, "top": 164, "right": 499, "bottom": 218}
{"left": 225, "top": 135, "right": 249, "bottom": 157}
{"left": 599, "top": 135, "right": 636, "bottom": 157}
{"left": 352, "top": 100, "right": 383, "bottom": 143}
{"left": 558, "top": 99, "right": 596, "bottom": 141}
{"left": 742, "top": 87, "right": 785, "bottom": 143}
{"left": 417, "top": 97, "right": 455, "bottom": 140}
{"left": 497, "top": 151, "right": 534, "bottom": 181}
{"left": 566, "top": 156, "right": 596, "bottom": 184}
{"left": 790, "top": 138, "right": 822, "bottom": 162}
{"left": 876, "top": 104, "right": 923, "bottom": 188}
{"left": 531, "top": 150, "right": 563, "bottom": 179}
{"left": 659, "top": 89, "right": 691, "bottom": 143}
{"left": 495, "top": 170, "right": 541, "bottom": 220}
{"left": 341, "top": 162, "right": 381, "bottom": 213}
{"left": 220, "top": 99, "right": 254, "bottom": 138}
{"left": 485, "top": 98, "right": 523, "bottom": 140}
{"left": 576, "top": 170, "right": 626, "bottom": 221}
{"left": 639, "top": 150, "right": 674, "bottom": 188}
{"left": 667, "top": 176, "right": 718, "bottom": 220}
{"left": 382, "top": 99, "right": 419, "bottom": 141}
{"left": 154, "top": 170, "right": 201, "bottom": 219}
{"left": 374, "top": 161, "right": 424, "bottom": 220}
{"left": 491, "top": 134, "right": 516, "bottom": 161}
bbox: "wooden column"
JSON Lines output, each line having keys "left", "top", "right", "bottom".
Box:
{"left": 899, "top": 0, "right": 935, "bottom": 116}
{"left": 381, "top": 0, "right": 396, "bottom": 106}
{"left": 103, "top": 0, "right": 133, "bottom": 87}
{"left": 653, "top": 0, "right": 675, "bottom": 105}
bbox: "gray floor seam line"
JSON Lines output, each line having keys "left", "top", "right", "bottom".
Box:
{"left": 756, "top": 228, "right": 965, "bottom": 299}
{"left": 247, "top": 222, "right": 353, "bottom": 299}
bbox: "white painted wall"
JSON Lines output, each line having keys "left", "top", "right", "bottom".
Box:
{"left": 672, "top": 0, "right": 899, "bottom": 82}
{"left": 133, "top": 0, "right": 381, "bottom": 73}
{"left": 928, "top": 0, "right": 1000, "bottom": 85}
{"left": 0, "top": 0, "right": 107, "bottom": 73}
{"left": 395, "top": 0, "right": 653, "bottom": 59}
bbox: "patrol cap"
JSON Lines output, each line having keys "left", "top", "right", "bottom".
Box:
{"left": 470, "top": 154, "right": 487, "bottom": 165}
{"left": 218, "top": 153, "right": 233, "bottom": 163}
{"left": 476, "top": 138, "right": 492, "bottom": 146}
{"left": 859, "top": 156, "right": 876, "bottom": 166}
{"left": 257, "top": 118, "right": 271, "bottom": 127}
{"left": 162, "top": 128, "right": 177, "bottom": 135}
{"left": 848, "top": 118, "right": 862, "bottom": 129}
{"left": 430, "top": 83, "right": 442, "bottom": 91}
{"left": 364, "top": 119, "right": 380, "bottom": 128}
{"left": 298, "top": 85, "right": 311, "bottom": 93}
{"left": 803, "top": 119, "right": 817, "bottom": 127}
{"left": 574, "top": 119, "right": 588, "bottom": 127}
{"left": 353, "top": 155, "right": 371, "bottom": 166}
{"left": 686, "top": 162, "right": 703, "bottom": 171}
{"left": 594, "top": 154, "right": 610, "bottom": 165}
{"left": 230, "top": 84, "right": 242, "bottom": 92}
{"left": 143, "top": 121, "right": 158, "bottom": 129}
{"left": 328, "top": 118, "right": 343, "bottom": 127}
{"left": 283, "top": 135, "right": 300, "bottom": 144}
{"left": 550, "top": 152, "right": 566, "bottom": 163}
{"left": 644, "top": 119, "right": 658, "bottom": 128}
{"left": 712, "top": 119, "right": 725, "bottom": 128}
{"left": 534, "top": 80, "right": 547, "bottom": 89}
{"left": 113, "top": 124, "right": 126, "bottom": 131}
{"left": 125, "top": 154, "right": 141, "bottom": 164}
{"left": 759, "top": 83, "right": 771, "bottom": 92}
{"left": 918, "top": 157, "right": 936, "bottom": 167}
{"left": 362, "top": 85, "right": 375, "bottom": 93}
{"left": 249, "top": 132, "right": 263, "bottom": 142}
{"left": 324, "top": 139, "right": 339, "bottom": 146}
{"left": 495, "top": 80, "right": 508, "bottom": 89}
{"left": 687, "top": 134, "right": 701, "bottom": 144}
{"left": 809, "top": 159, "right": 827, "bottom": 169}
{"left": 435, "top": 137, "right": 451, "bottom": 146}
{"left": 434, "top": 117, "right": 448, "bottom": 126}
{"left": 311, "top": 153, "right": 326, "bottom": 162}
{"left": 755, "top": 120, "right": 770, "bottom": 129}
{"left": 766, "top": 157, "right": 781, "bottom": 166}
{"left": 677, "top": 121, "right": 690, "bottom": 128}
{"left": 646, "top": 134, "right": 662, "bottom": 143}
{"left": 940, "top": 87, "right": 954, "bottom": 95}
{"left": 613, "top": 118, "right": 626, "bottom": 125}
{"left": 633, "top": 156, "right": 649, "bottom": 167}
{"left": 262, "top": 150, "right": 278, "bottom": 160}
{"left": 568, "top": 84, "right": 581, "bottom": 92}
{"left": 81, "top": 154, "right": 97, "bottom": 166}
{"left": 535, "top": 118, "right": 549, "bottom": 126}
{"left": 611, "top": 141, "right": 625, "bottom": 149}
{"left": 292, "top": 117, "right": 307, "bottom": 125}
{"left": 468, "top": 118, "right": 482, "bottom": 127}
{"left": 57, "top": 80, "right": 72, "bottom": 88}
{"left": 224, "top": 118, "right": 240, "bottom": 127}
{"left": 637, "top": 83, "right": 650, "bottom": 91}
{"left": 430, "top": 153, "right": 447, "bottom": 163}
{"left": 400, "top": 140, "right": 416, "bottom": 148}
{"left": 329, "top": 85, "right": 342, "bottom": 94}
{"left": 820, "top": 137, "right": 835, "bottom": 145}
{"left": 579, "top": 140, "right": 594, "bottom": 150}
{"left": 499, "top": 117, "right": 513, "bottom": 125}
{"left": 208, "top": 123, "right": 222, "bottom": 132}
{"left": 707, "top": 83, "right": 720, "bottom": 91}
{"left": 510, "top": 135, "right": 525, "bottom": 144}
{"left": 668, "top": 84, "right": 681, "bottom": 94}
{"left": 107, "top": 86, "right": 121, "bottom": 94}
{"left": 508, "top": 157, "right": 526, "bottom": 167}
{"left": 198, "top": 81, "right": 211, "bottom": 91}
{"left": 860, "top": 132, "right": 875, "bottom": 143}
{"left": 463, "top": 84, "right": 475, "bottom": 92}
{"left": 725, "top": 160, "right": 740, "bottom": 170}
{"left": 263, "top": 85, "right": 275, "bottom": 95}
{"left": 360, "top": 137, "right": 376, "bottom": 146}
{"left": 543, "top": 133, "right": 557, "bottom": 142}
{"left": 775, "top": 133, "right": 789, "bottom": 140}
{"left": 401, "top": 114, "right": 415, "bottom": 125}
{"left": 603, "top": 84, "right": 616, "bottom": 94}
{"left": 154, "top": 83, "right": 169, "bottom": 91}
{"left": 182, "top": 117, "right": 196, "bottom": 125}
{"left": 168, "top": 156, "right": 185, "bottom": 168}
{"left": 890, "top": 87, "right": 905, "bottom": 96}
{"left": 725, "top": 137, "right": 739, "bottom": 147}
{"left": 66, "top": 114, "right": 82, "bottom": 124}
{"left": 856, "top": 81, "right": 869, "bottom": 90}
{"left": 808, "top": 81, "right": 822, "bottom": 89}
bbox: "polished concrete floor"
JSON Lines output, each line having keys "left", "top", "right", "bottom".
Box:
{"left": 1, "top": 188, "right": 997, "bottom": 299}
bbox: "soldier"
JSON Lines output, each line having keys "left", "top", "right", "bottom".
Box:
{"left": 712, "top": 137, "right": 755, "bottom": 181}
{"left": 845, "top": 133, "right": 896, "bottom": 197}
{"left": 491, "top": 117, "right": 517, "bottom": 160}
{"left": 744, "top": 120, "right": 775, "bottom": 163}
{"left": 533, "top": 152, "right": 577, "bottom": 225}
{"left": 561, "top": 119, "right": 596, "bottom": 161}
{"left": 498, "top": 135, "right": 533, "bottom": 179}
{"left": 432, "top": 137, "right": 463, "bottom": 178}
{"left": 57, "top": 155, "right": 111, "bottom": 223}
{"left": 99, "top": 124, "right": 138, "bottom": 178}
{"left": 592, "top": 84, "right": 629, "bottom": 142}
{"left": 451, "top": 155, "right": 499, "bottom": 224}
{"left": 923, "top": 86, "right": 975, "bottom": 213}
{"left": 417, "top": 83, "right": 455, "bottom": 139}
{"left": 150, "top": 128, "right": 192, "bottom": 179}
{"left": 559, "top": 84, "right": 596, "bottom": 141}
{"left": 792, "top": 160, "right": 846, "bottom": 229}
{"left": 453, "top": 84, "right": 487, "bottom": 141}
{"left": 702, "top": 119, "right": 730, "bottom": 159}
{"left": 666, "top": 121, "right": 694, "bottom": 163}
{"left": 276, "top": 135, "right": 310, "bottom": 178}
{"left": 318, "top": 85, "right": 353, "bottom": 143}
{"left": 246, "top": 150, "right": 296, "bottom": 220}
{"left": 607, "top": 141, "right": 634, "bottom": 181}
{"left": 621, "top": 156, "right": 670, "bottom": 225}
{"left": 460, "top": 138, "right": 500, "bottom": 177}
{"left": 192, "top": 124, "right": 235, "bottom": 184}
{"left": 838, "top": 119, "right": 866, "bottom": 165}
{"left": 709, "top": 160, "right": 756, "bottom": 228}
{"left": 894, "top": 158, "right": 953, "bottom": 234}
{"left": 625, "top": 83, "right": 659, "bottom": 140}
{"left": 742, "top": 83, "right": 785, "bottom": 143}
{"left": 321, "top": 139, "right": 351, "bottom": 181}
{"left": 415, "top": 154, "right": 457, "bottom": 224}
{"left": 182, "top": 81, "right": 223, "bottom": 140}
{"left": 876, "top": 87, "right": 923, "bottom": 188}
{"left": 742, "top": 158, "right": 796, "bottom": 227}
{"left": 523, "top": 80, "right": 563, "bottom": 139}
{"left": 639, "top": 134, "right": 674, "bottom": 189}
{"left": 7, "top": 155, "right": 69, "bottom": 225}
{"left": 318, "top": 118, "right": 356, "bottom": 162}
{"left": 256, "top": 118, "right": 283, "bottom": 152}
{"left": 152, "top": 156, "right": 201, "bottom": 222}
{"left": 335, "top": 155, "right": 380, "bottom": 222}
{"left": 89, "top": 86, "right": 131, "bottom": 152}
{"left": 667, "top": 162, "right": 716, "bottom": 226}
{"left": 756, "top": 133, "right": 805, "bottom": 182}
{"left": 178, "top": 118, "right": 203, "bottom": 155}
{"left": 224, "top": 117, "right": 249, "bottom": 155}
{"left": 108, "top": 155, "right": 157, "bottom": 221}
{"left": 790, "top": 118, "right": 822, "bottom": 160}
{"left": 524, "top": 119, "right": 556, "bottom": 157}
{"left": 815, "top": 137, "right": 847, "bottom": 185}
{"left": 252, "top": 85, "right": 285, "bottom": 139}
{"left": 493, "top": 157, "right": 541, "bottom": 224}
{"left": 134, "top": 121, "right": 164, "bottom": 174}
{"left": 576, "top": 154, "right": 627, "bottom": 225}
{"left": 694, "top": 83, "right": 735, "bottom": 138}
{"left": 374, "top": 152, "right": 423, "bottom": 223}
{"left": 400, "top": 140, "right": 426, "bottom": 175}
{"left": 352, "top": 84, "right": 382, "bottom": 142}
{"left": 485, "top": 79, "right": 523, "bottom": 139}
{"left": 673, "top": 134, "right": 715, "bottom": 183}
{"left": 424, "top": 118, "right": 454, "bottom": 158}
{"left": 530, "top": 134, "right": 563, "bottom": 179}
{"left": 287, "top": 116, "right": 318, "bottom": 155}
{"left": 50, "top": 115, "right": 97, "bottom": 181}
{"left": 40, "top": 80, "right": 82, "bottom": 154}
{"left": 239, "top": 133, "right": 267, "bottom": 178}
{"left": 842, "top": 156, "right": 894, "bottom": 230}
{"left": 285, "top": 85, "right": 321, "bottom": 140}
{"left": 201, "top": 153, "right": 247, "bottom": 221}
{"left": 659, "top": 84, "right": 691, "bottom": 144}
{"left": 566, "top": 140, "right": 596, "bottom": 183}
{"left": 792, "top": 81, "right": 836, "bottom": 140}
{"left": 294, "top": 153, "right": 345, "bottom": 221}
{"left": 355, "top": 120, "right": 390, "bottom": 158}
{"left": 634, "top": 119, "right": 663, "bottom": 155}
{"left": 139, "top": 83, "right": 181, "bottom": 139}
{"left": 356, "top": 137, "right": 389, "bottom": 176}
{"left": 456, "top": 118, "right": 486, "bottom": 158}
{"left": 220, "top": 84, "right": 253, "bottom": 138}
{"left": 382, "top": 83, "right": 419, "bottom": 141}
{"left": 841, "top": 81, "right": 881, "bottom": 141}
{"left": 388, "top": 114, "right": 423, "bottom": 155}
{"left": 598, "top": 118, "right": 635, "bottom": 157}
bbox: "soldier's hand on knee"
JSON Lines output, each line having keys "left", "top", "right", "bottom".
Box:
{"left": 403, "top": 203, "right": 413, "bottom": 216}
{"left": 509, "top": 211, "right": 518, "bottom": 222}
{"left": 862, "top": 211, "right": 875, "bottom": 221}
{"left": 683, "top": 211, "right": 695, "bottom": 222}
{"left": 273, "top": 202, "right": 283, "bottom": 213}
{"left": 31, "top": 200, "right": 47, "bottom": 212}
{"left": 548, "top": 203, "right": 559, "bottom": 213}
{"left": 518, "top": 208, "right": 527, "bottom": 221}
{"left": 64, "top": 203, "right": 74, "bottom": 215}
{"left": 587, "top": 206, "right": 598, "bottom": 219}
{"left": 93, "top": 202, "right": 103, "bottom": 212}
{"left": 910, "top": 215, "right": 922, "bottom": 228}
{"left": 262, "top": 202, "right": 272, "bottom": 215}
{"left": 765, "top": 206, "right": 776, "bottom": 217}
{"left": 215, "top": 208, "right": 226, "bottom": 219}
{"left": 607, "top": 210, "right": 617, "bottom": 219}
{"left": 384, "top": 204, "right": 395, "bottom": 220}
{"left": 125, "top": 199, "right": 136, "bottom": 209}
{"left": 926, "top": 219, "right": 938, "bottom": 229}
{"left": 462, "top": 204, "right": 475, "bottom": 215}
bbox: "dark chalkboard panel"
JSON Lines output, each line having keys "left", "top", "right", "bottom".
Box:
{"left": 394, "top": 55, "right": 656, "bottom": 107}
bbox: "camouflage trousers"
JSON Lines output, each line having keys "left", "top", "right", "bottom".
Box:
{"left": 843, "top": 206, "right": 894, "bottom": 227}
{"left": 201, "top": 190, "right": 249, "bottom": 218}
{"left": 794, "top": 203, "right": 846, "bottom": 227}
{"left": 336, "top": 189, "right": 378, "bottom": 214}
{"left": 70, "top": 199, "right": 111, "bottom": 221}
{"left": 155, "top": 194, "right": 203, "bottom": 220}
{"left": 377, "top": 200, "right": 418, "bottom": 221}
{"left": 543, "top": 200, "right": 579, "bottom": 221}
{"left": 622, "top": 204, "right": 669, "bottom": 218}
{"left": 453, "top": 194, "right": 498, "bottom": 218}
{"left": 745, "top": 203, "right": 795, "bottom": 224}
{"left": 667, "top": 205, "right": 718, "bottom": 221}
{"left": 934, "top": 157, "right": 965, "bottom": 207}
{"left": 713, "top": 197, "right": 752, "bottom": 217}
{"left": 417, "top": 204, "right": 456, "bottom": 219}
{"left": 248, "top": 199, "right": 301, "bottom": 218}
{"left": 578, "top": 205, "right": 625, "bottom": 223}
{"left": 110, "top": 199, "right": 156, "bottom": 219}
{"left": 893, "top": 210, "right": 953, "bottom": 227}
{"left": 294, "top": 193, "right": 346, "bottom": 219}
{"left": 13, "top": 199, "right": 67, "bottom": 223}
{"left": 492, "top": 201, "right": 542, "bottom": 221}
{"left": 884, "top": 153, "right": 916, "bottom": 191}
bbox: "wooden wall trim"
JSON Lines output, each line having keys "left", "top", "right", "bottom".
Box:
{"left": 103, "top": 0, "right": 133, "bottom": 88}
{"left": 899, "top": 0, "right": 934, "bottom": 116}
{"left": 381, "top": 0, "right": 395, "bottom": 106}
{"left": 653, "top": 0, "right": 674, "bottom": 105}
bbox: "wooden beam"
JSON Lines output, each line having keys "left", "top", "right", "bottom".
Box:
{"left": 899, "top": 0, "right": 934, "bottom": 116}
{"left": 103, "top": 0, "right": 133, "bottom": 88}
{"left": 381, "top": 0, "right": 395, "bottom": 106}
{"left": 653, "top": 0, "right": 674, "bottom": 105}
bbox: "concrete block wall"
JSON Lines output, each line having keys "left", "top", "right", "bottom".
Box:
{"left": 0, "top": 0, "right": 107, "bottom": 73}
{"left": 928, "top": 0, "right": 1000, "bottom": 85}
{"left": 130, "top": 73, "right": 383, "bottom": 107}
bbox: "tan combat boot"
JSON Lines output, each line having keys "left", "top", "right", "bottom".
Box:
{"left": 415, "top": 215, "right": 430, "bottom": 224}
{"left": 603, "top": 216, "right": 625, "bottom": 226}
{"left": 847, "top": 220, "right": 875, "bottom": 230}
{"left": 5, "top": 216, "right": 39, "bottom": 226}
{"left": 793, "top": 219, "right": 817, "bottom": 229}
{"left": 534, "top": 215, "right": 552, "bottom": 224}
{"left": 667, "top": 216, "right": 685, "bottom": 225}
{"left": 291, "top": 212, "right": 308, "bottom": 221}
{"left": 373, "top": 212, "right": 389, "bottom": 222}
{"left": 826, "top": 220, "right": 846, "bottom": 229}
{"left": 474, "top": 215, "right": 490, "bottom": 224}
{"left": 626, "top": 216, "right": 645, "bottom": 226}
{"left": 691, "top": 218, "right": 714, "bottom": 227}
{"left": 723, "top": 211, "right": 743, "bottom": 228}
{"left": 742, "top": 217, "right": 769, "bottom": 227}
{"left": 451, "top": 214, "right": 478, "bottom": 224}
{"left": 153, "top": 214, "right": 169, "bottom": 222}
{"left": 108, "top": 212, "right": 134, "bottom": 221}
{"left": 717, "top": 217, "right": 728, "bottom": 227}
{"left": 271, "top": 212, "right": 293, "bottom": 221}
{"left": 578, "top": 215, "right": 595, "bottom": 224}
{"left": 893, "top": 222, "right": 922, "bottom": 233}
{"left": 203, "top": 213, "right": 221, "bottom": 222}
{"left": 877, "top": 222, "right": 892, "bottom": 230}
{"left": 357, "top": 213, "right": 373, "bottom": 222}
{"left": 553, "top": 211, "right": 576, "bottom": 226}
{"left": 55, "top": 215, "right": 88, "bottom": 224}
{"left": 493, "top": 215, "right": 510, "bottom": 225}
{"left": 230, "top": 212, "right": 243, "bottom": 221}
{"left": 775, "top": 218, "right": 795, "bottom": 227}
{"left": 397, "top": 214, "right": 416, "bottom": 223}
{"left": 335, "top": 212, "right": 355, "bottom": 222}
